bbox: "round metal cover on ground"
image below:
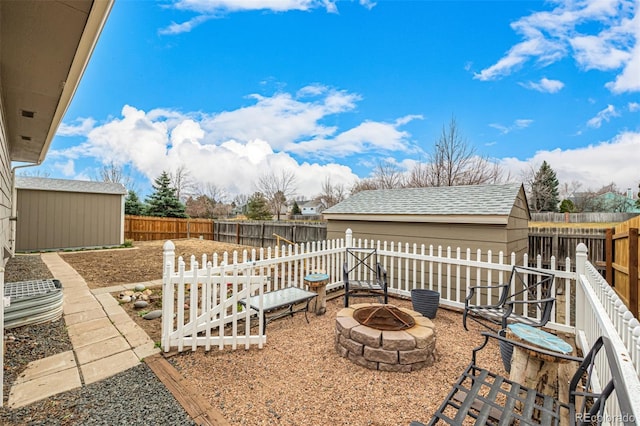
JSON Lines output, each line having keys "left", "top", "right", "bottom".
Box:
{"left": 352, "top": 305, "right": 415, "bottom": 331}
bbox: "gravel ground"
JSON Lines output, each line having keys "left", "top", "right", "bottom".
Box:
{"left": 1, "top": 253, "right": 506, "bottom": 426}
{"left": 0, "top": 255, "right": 196, "bottom": 426}
{"left": 169, "top": 295, "right": 504, "bottom": 426}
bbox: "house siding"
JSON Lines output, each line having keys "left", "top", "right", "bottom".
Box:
{"left": 0, "top": 94, "right": 12, "bottom": 261}
{"left": 16, "top": 189, "right": 124, "bottom": 251}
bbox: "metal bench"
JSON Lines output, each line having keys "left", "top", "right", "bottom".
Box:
{"left": 239, "top": 286, "right": 317, "bottom": 334}
{"left": 411, "top": 333, "right": 634, "bottom": 426}
{"left": 343, "top": 247, "right": 388, "bottom": 307}
{"left": 463, "top": 265, "right": 555, "bottom": 332}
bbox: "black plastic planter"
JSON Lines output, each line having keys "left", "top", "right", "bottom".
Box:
{"left": 410, "top": 289, "right": 440, "bottom": 319}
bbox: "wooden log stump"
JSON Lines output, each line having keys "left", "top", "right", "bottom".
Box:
{"left": 304, "top": 273, "right": 329, "bottom": 315}
{"left": 506, "top": 324, "right": 575, "bottom": 424}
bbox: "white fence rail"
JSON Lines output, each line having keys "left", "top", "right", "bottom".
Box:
{"left": 575, "top": 243, "right": 640, "bottom": 424}
{"left": 162, "top": 230, "right": 640, "bottom": 420}
{"left": 162, "top": 241, "right": 267, "bottom": 352}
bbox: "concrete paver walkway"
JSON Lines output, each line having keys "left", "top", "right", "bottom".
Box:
{"left": 8, "top": 253, "right": 161, "bottom": 408}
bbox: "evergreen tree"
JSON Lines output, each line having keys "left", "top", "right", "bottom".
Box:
{"left": 529, "top": 161, "right": 560, "bottom": 212}
{"left": 559, "top": 199, "right": 575, "bottom": 213}
{"left": 144, "top": 171, "right": 188, "bottom": 218}
{"left": 246, "top": 192, "right": 272, "bottom": 220}
{"left": 291, "top": 200, "right": 302, "bottom": 216}
{"left": 124, "top": 190, "right": 145, "bottom": 215}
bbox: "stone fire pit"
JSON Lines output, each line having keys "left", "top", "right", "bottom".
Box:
{"left": 335, "top": 303, "right": 437, "bottom": 372}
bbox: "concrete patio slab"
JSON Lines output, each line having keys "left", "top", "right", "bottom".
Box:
{"left": 63, "top": 299, "right": 103, "bottom": 315}
{"left": 95, "top": 292, "right": 120, "bottom": 307}
{"left": 107, "top": 311, "right": 134, "bottom": 326}
{"left": 75, "top": 335, "right": 130, "bottom": 365}
{"left": 67, "top": 317, "right": 114, "bottom": 337}
{"left": 102, "top": 301, "right": 127, "bottom": 316}
{"left": 8, "top": 366, "right": 81, "bottom": 408}
{"left": 133, "top": 341, "right": 162, "bottom": 360}
{"left": 80, "top": 350, "right": 140, "bottom": 385}
{"left": 122, "top": 325, "right": 154, "bottom": 348}
{"left": 64, "top": 308, "right": 107, "bottom": 326}
{"left": 69, "top": 325, "right": 120, "bottom": 349}
{"left": 15, "top": 351, "right": 77, "bottom": 384}
{"left": 91, "top": 285, "right": 128, "bottom": 295}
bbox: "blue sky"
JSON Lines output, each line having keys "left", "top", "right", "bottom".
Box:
{"left": 39, "top": 0, "right": 640, "bottom": 200}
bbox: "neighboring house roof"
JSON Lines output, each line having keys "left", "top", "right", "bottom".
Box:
{"left": 1, "top": 0, "right": 114, "bottom": 163}
{"left": 323, "top": 183, "right": 527, "bottom": 224}
{"left": 300, "top": 200, "right": 323, "bottom": 209}
{"left": 16, "top": 177, "right": 126, "bottom": 195}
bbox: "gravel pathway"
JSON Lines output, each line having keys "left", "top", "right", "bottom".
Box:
{"left": 0, "top": 255, "right": 196, "bottom": 425}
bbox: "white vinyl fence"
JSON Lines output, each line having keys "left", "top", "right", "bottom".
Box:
{"left": 575, "top": 243, "right": 640, "bottom": 424}
{"left": 161, "top": 231, "right": 638, "bottom": 359}
{"left": 161, "top": 241, "right": 267, "bottom": 352}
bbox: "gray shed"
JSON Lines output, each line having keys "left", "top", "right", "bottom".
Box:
{"left": 15, "top": 177, "right": 126, "bottom": 251}
{"left": 323, "top": 183, "right": 530, "bottom": 263}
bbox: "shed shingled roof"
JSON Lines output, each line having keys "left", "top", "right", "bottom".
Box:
{"left": 16, "top": 177, "right": 127, "bottom": 195}
{"left": 323, "top": 183, "right": 524, "bottom": 216}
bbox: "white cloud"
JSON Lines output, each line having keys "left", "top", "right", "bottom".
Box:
{"left": 50, "top": 87, "right": 416, "bottom": 197}
{"left": 54, "top": 159, "right": 75, "bottom": 177}
{"left": 629, "top": 101, "right": 640, "bottom": 111}
{"left": 489, "top": 118, "right": 533, "bottom": 134}
{"left": 158, "top": 15, "right": 213, "bottom": 36}
{"left": 586, "top": 104, "right": 619, "bottom": 128}
{"left": 475, "top": 0, "right": 640, "bottom": 93}
{"left": 199, "top": 86, "right": 362, "bottom": 151}
{"left": 160, "top": 0, "right": 373, "bottom": 34}
{"left": 519, "top": 77, "right": 565, "bottom": 93}
{"left": 289, "top": 118, "right": 417, "bottom": 158}
{"left": 57, "top": 118, "right": 96, "bottom": 137}
{"left": 501, "top": 130, "right": 640, "bottom": 191}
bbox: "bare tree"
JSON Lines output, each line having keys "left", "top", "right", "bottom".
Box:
{"left": 18, "top": 169, "right": 51, "bottom": 178}
{"left": 200, "top": 182, "right": 227, "bottom": 204}
{"left": 373, "top": 160, "right": 405, "bottom": 189}
{"left": 94, "top": 161, "right": 134, "bottom": 190}
{"left": 256, "top": 170, "right": 297, "bottom": 220}
{"left": 411, "top": 117, "right": 509, "bottom": 187}
{"left": 350, "top": 178, "right": 380, "bottom": 194}
{"left": 406, "top": 162, "right": 430, "bottom": 187}
{"left": 559, "top": 180, "right": 582, "bottom": 201}
{"left": 576, "top": 183, "right": 633, "bottom": 212}
{"left": 170, "top": 165, "right": 196, "bottom": 202}
{"left": 317, "top": 178, "right": 347, "bottom": 208}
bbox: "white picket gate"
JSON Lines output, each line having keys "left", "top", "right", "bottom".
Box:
{"left": 161, "top": 241, "right": 267, "bottom": 352}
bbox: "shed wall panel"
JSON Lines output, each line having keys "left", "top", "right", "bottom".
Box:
{"left": 328, "top": 220, "right": 517, "bottom": 259}
{"left": 16, "top": 189, "right": 123, "bottom": 251}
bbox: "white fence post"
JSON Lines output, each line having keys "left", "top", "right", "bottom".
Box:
{"left": 161, "top": 240, "right": 176, "bottom": 352}
{"left": 575, "top": 243, "right": 588, "bottom": 337}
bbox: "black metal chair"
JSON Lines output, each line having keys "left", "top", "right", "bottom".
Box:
{"left": 343, "top": 247, "right": 388, "bottom": 307}
{"left": 463, "top": 265, "right": 555, "bottom": 332}
{"left": 412, "top": 333, "right": 634, "bottom": 426}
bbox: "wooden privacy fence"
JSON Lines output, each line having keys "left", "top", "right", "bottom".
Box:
{"left": 213, "top": 221, "right": 326, "bottom": 247}
{"left": 528, "top": 227, "right": 606, "bottom": 272}
{"left": 606, "top": 216, "right": 640, "bottom": 318}
{"left": 125, "top": 215, "right": 214, "bottom": 241}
